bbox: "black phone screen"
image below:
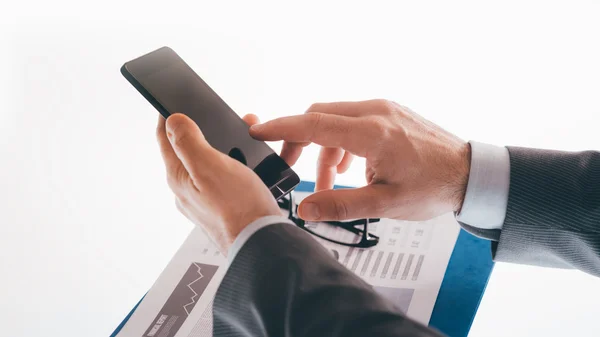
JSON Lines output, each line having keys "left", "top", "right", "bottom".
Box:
{"left": 122, "top": 47, "right": 299, "bottom": 196}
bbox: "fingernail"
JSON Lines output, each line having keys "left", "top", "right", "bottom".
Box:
{"left": 301, "top": 203, "right": 320, "bottom": 220}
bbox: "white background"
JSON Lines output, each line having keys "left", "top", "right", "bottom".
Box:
{"left": 1, "top": 1, "right": 599, "bottom": 336}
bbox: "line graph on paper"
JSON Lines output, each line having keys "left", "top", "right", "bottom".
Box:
{"left": 143, "top": 263, "right": 219, "bottom": 337}
{"left": 183, "top": 263, "right": 207, "bottom": 315}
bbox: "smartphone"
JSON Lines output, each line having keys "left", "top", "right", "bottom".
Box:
{"left": 121, "top": 46, "right": 300, "bottom": 200}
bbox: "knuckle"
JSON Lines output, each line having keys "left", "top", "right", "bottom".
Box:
{"left": 309, "top": 113, "right": 324, "bottom": 137}
{"left": 306, "top": 102, "right": 324, "bottom": 113}
{"left": 374, "top": 99, "right": 397, "bottom": 114}
{"left": 313, "top": 112, "right": 352, "bottom": 134}
{"left": 396, "top": 104, "right": 411, "bottom": 118}
{"left": 332, "top": 200, "right": 349, "bottom": 220}
{"left": 369, "top": 117, "right": 390, "bottom": 137}
{"left": 172, "top": 130, "right": 190, "bottom": 150}
{"left": 373, "top": 98, "right": 389, "bottom": 108}
{"left": 166, "top": 168, "right": 190, "bottom": 193}
{"left": 334, "top": 116, "right": 353, "bottom": 135}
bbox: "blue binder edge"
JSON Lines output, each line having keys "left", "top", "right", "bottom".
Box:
{"left": 111, "top": 181, "right": 493, "bottom": 337}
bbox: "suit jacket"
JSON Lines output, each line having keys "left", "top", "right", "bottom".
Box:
{"left": 213, "top": 147, "right": 600, "bottom": 336}
{"left": 462, "top": 147, "right": 600, "bottom": 276}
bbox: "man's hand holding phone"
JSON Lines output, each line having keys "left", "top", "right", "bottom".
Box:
{"left": 157, "top": 113, "right": 281, "bottom": 254}
{"left": 122, "top": 47, "right": 300, "bottom": 201}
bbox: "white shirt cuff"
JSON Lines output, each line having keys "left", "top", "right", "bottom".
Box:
{"left": 227, "top": 215, "right": 294, "bottom": 264}
{"left": 456, "top": 141, "right": 510, "bottom": 230}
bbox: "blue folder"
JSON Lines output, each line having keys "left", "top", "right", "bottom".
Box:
{"left": 111, "top": 181, "right": 494, "bottom": 337}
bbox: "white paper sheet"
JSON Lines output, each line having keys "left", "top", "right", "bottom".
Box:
{"left": 117, "top": 191, "right": 460, "bottom": 337}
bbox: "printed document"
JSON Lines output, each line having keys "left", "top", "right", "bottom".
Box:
{"left": 116, "top": 191, "right": 460, "bottom": 337}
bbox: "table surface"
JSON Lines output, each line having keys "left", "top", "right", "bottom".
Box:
{"left": 2, "top": 2, "right": 600, "bottom": 336}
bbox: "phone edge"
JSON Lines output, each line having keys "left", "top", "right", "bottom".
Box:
{"left": 120, "top": 63, "right": 170, "bottom": 120}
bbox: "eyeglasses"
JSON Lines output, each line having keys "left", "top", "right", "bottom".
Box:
{"left": 278, "top": 192, "right": 380, "bottom": 248}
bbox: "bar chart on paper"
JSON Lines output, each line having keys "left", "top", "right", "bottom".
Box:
{"left": 316, "top": 211, "right": 460, "bottom": 322}
{"left": 344, "top": 248, "right": 426, "bottom": 281}
{"left": 326, "top": 218, "right": 436, "bottom": 283}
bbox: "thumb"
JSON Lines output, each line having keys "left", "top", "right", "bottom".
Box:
{"left": 166, "top": 113, "right": 221, "bottom": 183}
{"left": 298, "top": 184, "right": 394, "bottom": 221}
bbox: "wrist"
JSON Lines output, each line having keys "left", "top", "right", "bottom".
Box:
{"left": 223, "top": 208, "right": 282, "bottom": 245}
{"left": 448, "top": 142, "right": 471, "bottom": 213}
{"left": 226, "top": 215, "right": 295, "bottom": 263}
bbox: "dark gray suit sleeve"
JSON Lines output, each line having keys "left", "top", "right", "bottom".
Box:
{"left": 462, "top": 147, "right": 600, "bottom": 277}
{"left": 213, "top": 223, "right": 444, "bottom": 337}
